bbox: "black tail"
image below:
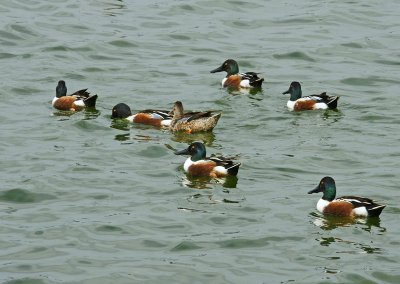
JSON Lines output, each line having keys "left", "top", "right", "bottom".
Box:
{"left": 227, "top": 163, "right": 241, "bottom": 176}
{"left": 250, "top": 78, "right": 264, "bottom": 88}
{"left": 327, "top": 96, "right": 339, "bottom": 109}
{"left": 84, "top": 95, "right": 98, "bottom": 108}
{"left": 367, "top": 204, "right": 386, "bottom": 217}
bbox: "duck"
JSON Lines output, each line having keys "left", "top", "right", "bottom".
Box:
{"left": 308, "top": 177, "right": 386, "bottom": 217}
{"left": 282, "top": 81, "right": 339, "bottom": 111}
{"left": 169, "top": 101, "right": 221, "bottom": 133}
{"left": 52, "top": 80, "right": 98, "bottom": 111}
{"left": 175, "top": 142, "right": 241, "bottom": 178}
{"left": 210, "top": 59, "right": 264, "bottom": 89}
{"left": 111, "top": 103, "right": 172, "bottom": 127}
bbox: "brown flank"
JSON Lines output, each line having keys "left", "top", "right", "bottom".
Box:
{"left": 294, "top": 100, "right": 317, "bottom": 111}
{"left": 324, "top": 201, "right": 354, "bottom": 217}
{"left": 188, "top": 161, "right": 217, "bottom": 177}
{"left": 133, "top": 113, "right": 162, "bottom": 126}
{"left": 53, "top": 96, "right": 79, "bottom": 111}
{"left": 223, "top": 75, "right": 242, "bottom": 89}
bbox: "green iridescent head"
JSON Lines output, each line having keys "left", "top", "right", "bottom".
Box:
{"left": 174, "top": 142, "right": 206, "bottom": 162}
{"left": 308, "top": 176, "right": 337, "bottom": 201}
{"left": 283, "top": 81, "right": 303, "bottom": 101}
{"left": 210, "top": 59, "right": 239, "bottom": 76}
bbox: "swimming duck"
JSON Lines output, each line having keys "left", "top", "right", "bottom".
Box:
{"left": 282, "top": 81, "right": 339, "bottom": 111}
{"left": 169, "top": 101, "right": 221, "bottom": 133}
{"left": 175, "top": 142, "right": 241, "bottom": 178}
{"left": 52, "top": 80, "right": 97, "bottom": 111}
{"left": 111, "top": 103, "right": 172, "bottom": 127}
{"left": 210, "top": 59, "right": 264, "bottom": 89}
{"left": 308, "top": 177, "right": 386, "bottom": 217}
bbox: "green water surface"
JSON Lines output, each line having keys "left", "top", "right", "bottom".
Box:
{"left": 0, "top": 0, "right": 399, "bottom": 283}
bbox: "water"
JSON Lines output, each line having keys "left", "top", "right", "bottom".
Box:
{"left": 0, "top": 0, "right": 399, "bottom": 283}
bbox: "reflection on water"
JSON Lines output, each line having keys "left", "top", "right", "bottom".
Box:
{"left": 181, "top": 174, "right": 238, "bottom": 189}
{"left": 311, "top": 212, "right": 386, "bottom": 254}
{"left": 114, "top": 133, "right": 130, "bottom": 141}
{"left": 83, "top": 108, "right": 101, "bottom": 120}
{"left": 170, "top": 130, "right": 216, "bottom": 145}
{"left": 311, "top": 212, "right": 356, "bottom": 230}
{"left": 52, "top": 110, "right": 75, "bottom": 118}
{"left": 102, "top": 0, "right": 126, "bottom": 17}
{"left": 52, "top": 108, "right": 100, "bottom": 121}
{"left": 321, "top": 109, "right": 344, "bottom": 124}
{"left": 226, "top": 87, "right": 264, "bottom": 96}
{"left": 310, "top": 212, "right": 386, "bottom": 232}
{"left": 318, "top": 236, "right": 383, "bottom": 254}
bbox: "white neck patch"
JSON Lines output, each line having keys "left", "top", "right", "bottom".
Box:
{"left": 183, "top": 157, "right": 194, "bottom": 173}
{"left": 316, "top": 198, "right": 330, "bottom": 213}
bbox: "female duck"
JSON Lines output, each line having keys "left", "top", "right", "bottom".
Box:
{"left": 308, "top": 177, "right": 385, "bottom": 217}
{"left": 282, "top": 81, "right": 339, "bottom": 111}
{"left": 169, "top": 101, "right": 221, "bottom": 133}
{"left": 175, "top": 142, "right": 241, "bottom": 178}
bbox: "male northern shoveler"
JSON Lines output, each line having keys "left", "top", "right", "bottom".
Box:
{"left": 111, "top": 103, "right": 172, "bottom": 127}
{"left": 308, "top": 177, "right": 385, "bottom": 217}
{"left": 282, "top": 81, "right": 339, "bottom": 111}
{"left": 52, "top": 80, "right": 98, "bottom": 111}
{"left": 210, "top": 59, "right": 264, "bottom": 89}
{"left": 175, "top": 142, "right": 241, "bottom": 178}
{"left": 169, "top": 101, "right": 221, "bottom": 133}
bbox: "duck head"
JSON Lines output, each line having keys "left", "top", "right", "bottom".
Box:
{"left": 112, "top": 103, "right": 132, "bottom": 119}
{"left": 283, "top": 81, "right": 302, "bottom": 101}
{"left": 308, "top": 176, "right": 337, "bottom": 201}
{"left": 56, "top": 80, "right": 67, "bottom": 98}
{"left": 175, "top": 142, "right": 207, "bottom": 162}
{"left": 210, "top": 59, "right": 239, "bottom": 76}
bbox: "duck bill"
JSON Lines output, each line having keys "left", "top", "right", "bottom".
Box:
{"left": 308, "top": 186, "right": 321, "bottom": 194}
{"left": 210, "top": 65, "right": 224, "bottom": 73}
{"left": 282, "top": 88, "right": 290, "bottom": 95}
{"left": 174, "top": 148, "right": 190, "bottom": 155}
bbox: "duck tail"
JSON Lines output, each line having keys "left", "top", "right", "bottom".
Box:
{"left": 227, "top": 162, "right": 241, "bottom": 176}
{"left": 250, "top": 78, "right": 264, "bottom": 88}
{"left": 84, "top": 94, "right": 98, "bottom": 108}
{"left": 327, "top": 96, "right": 339, "bottom": 109}
{"left": 367, "top": 204, "right": 386, "bottom": 217}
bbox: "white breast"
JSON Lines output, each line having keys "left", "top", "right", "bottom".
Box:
{"left": 183, "top": 158, "right": 194, "bottom": 173}
{"left": 52, "top": 97, "right": 58, "bottom": 106}
{"left": 316, "top": 198, "right": 330, "bottom": 213}
{"left": 286, "top": 100, "right": 295, "bottom": 111}
{"left": 221, "top": 78, "right": 227, "bottom": 87}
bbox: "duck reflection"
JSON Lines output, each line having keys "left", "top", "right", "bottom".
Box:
{"left": 310, "top": 212, "right": 386, "bottom": 232}
{"left": 170, "top": 131, "right": 215, "bottom": 145}
{"left": 181, "top": 175, "right": 238, "bottom": 190}
{"left": 227, "top": 87, "right": 263, "bottom": 96}
{"left": 110, "top": 118, "right": 131, "bottom": 131}
{"left": 318, "top": 235, "right": 383, "bottom": 254}
{"left": 52, "top": 108, "right": 100, "bottom": 120}
{"left": 83, "top": 108, "right": 100, "bottom": 120}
